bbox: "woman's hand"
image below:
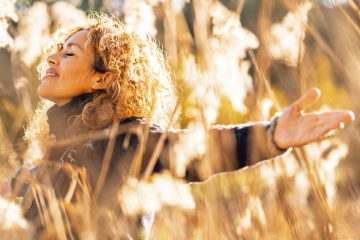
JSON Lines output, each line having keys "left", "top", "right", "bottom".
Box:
{"left": 273, "top": 88, "right": 355, "bottom": 149}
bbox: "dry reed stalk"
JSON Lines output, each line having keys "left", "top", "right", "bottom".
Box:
{"left": 128, "top": 124, "right": 150, "bottom": 178}
{"left": 192, "top": 0, "right": 211, "bottom": 69}
{"left": 254, "top": 0, "right": 275, "bottom": 106}
{"left": 349, "top": 0, "right": 360, "bottom": 19}
{"left": 142, "top": 100, "right": 180, "bottom": 179}
{"left": 162, "top": 0, "right": 178, "bottom": 67}
{"left": 294, "top": 147, "right": 336, "bottom": 239}
{"left": 94, "top": 121, "right": 119, "bottom": 200}
{"left": 235, "top": 0, "right": 245, "bottom": 15}
{"left": 339, "top": 5, "right": 360, "bottom": 35}
{"left": 21, "top": 163, "right": 96, "bottom": 238}
{"left": 248, "top": 49, "right": 281, "bottom": 111}
{"left": 276, "top": 176, "right": 306, "bottom": 239}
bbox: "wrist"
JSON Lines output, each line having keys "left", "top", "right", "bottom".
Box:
{"left": 268, "top": 115, "right": 288, "bottom": 151}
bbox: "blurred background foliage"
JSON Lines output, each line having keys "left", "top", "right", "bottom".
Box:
{"left": 1, "top": 0, "right": 360, "bottom": 239}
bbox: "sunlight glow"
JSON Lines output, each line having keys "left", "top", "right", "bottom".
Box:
{"left": 0, "top": 202, "right": 27, "bottom": 229}
{"left": 0, "top": 0, "right": 17, "bottom": 49}
{"left": 120, "top": 173, "right": 195, "bottom": 215}
{"left": 14, "top": 2, "right": 49, "bottom": 66}
{"left": 266, "top": 2, "right": 312, "bottom": 67}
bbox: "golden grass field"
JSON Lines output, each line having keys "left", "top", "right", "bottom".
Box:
{"left": 1, "top": 0, "right": 360, "bottom": 239}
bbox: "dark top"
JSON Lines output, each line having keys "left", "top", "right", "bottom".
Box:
{"left": 11, "top": 93, "right": 285, "bottom": 220}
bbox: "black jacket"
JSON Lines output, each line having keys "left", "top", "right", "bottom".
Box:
{"left": 12, "top": 94, "right": 285, "bottom": 219}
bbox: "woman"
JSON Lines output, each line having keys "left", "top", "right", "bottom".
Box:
{"left": 2, "top": 13, "right": 354, "bottom": 236}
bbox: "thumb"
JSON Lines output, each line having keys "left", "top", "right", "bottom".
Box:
{"left": 293, "top": 88, "right": 321, "bottom": 112}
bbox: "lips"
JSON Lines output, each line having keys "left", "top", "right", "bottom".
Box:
{"left": 44, "top": 68, "right": 59, "bottom": 78}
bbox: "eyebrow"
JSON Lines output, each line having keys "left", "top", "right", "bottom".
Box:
{"left": 64, "top": 42, "right": 84, "bottom": 51}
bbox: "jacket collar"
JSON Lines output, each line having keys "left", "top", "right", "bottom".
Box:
{"left": 46, "top": 93, "right": 93, "bottom": 140}
{"left": 47, "top": 93, "right": 144, "bottom": 140}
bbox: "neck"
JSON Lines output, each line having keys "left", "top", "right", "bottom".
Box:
{"left": 54, "top": 99, "right": 72, "bottom": 107}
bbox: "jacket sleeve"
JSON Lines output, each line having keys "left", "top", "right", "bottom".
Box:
{"left": 184, "top": 119, "right": 288, "bottom": 181}
{"left": 133, "top": 118, "right": 288, "bottom": 182}
{"left": 234, "top": 120, "right": 288, "bottom": 164}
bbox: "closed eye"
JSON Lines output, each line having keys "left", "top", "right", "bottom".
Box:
{"left": 66, "top": 53, "right": 75, "bottom": 56}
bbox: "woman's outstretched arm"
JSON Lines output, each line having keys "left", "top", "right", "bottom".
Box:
{"left": 171, "top": 88, "right": 355, "bottom": 181}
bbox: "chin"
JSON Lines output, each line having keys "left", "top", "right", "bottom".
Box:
{"left": 37, "top": 87, "right": 71, "bottom": 106}
{"left": 37, "top": 84, "right": 48, "bottom": 98}
{"left": 37, "top": 84, "right": 55, "bottom": 102}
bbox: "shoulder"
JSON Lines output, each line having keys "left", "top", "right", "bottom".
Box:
{"left": 118, "top": 117, "right": 165, "bottom": 134}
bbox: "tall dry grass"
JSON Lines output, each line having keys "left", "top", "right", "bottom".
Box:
{"left": 1, "top": 0, "right": 360, "bottom": 239}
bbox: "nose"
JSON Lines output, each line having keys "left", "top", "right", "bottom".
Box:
{"left": 47, "top": 52, "right": 59, "bottom": 66}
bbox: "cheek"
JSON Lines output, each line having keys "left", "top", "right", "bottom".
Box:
{"left": 62, "top": 63, "right": 94, "bottom": 86}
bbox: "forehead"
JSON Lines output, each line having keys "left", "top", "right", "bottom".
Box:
{"left": 64, "top": 30, "right": 90, "bottom": 50}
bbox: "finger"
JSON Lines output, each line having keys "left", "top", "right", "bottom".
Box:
{"left": 340, "top": 110, "right": 355, "bottom": 122}
{"left": 293, "top": 88, "right": 321, "bottom": 112}
{"left": 325, "top": 110, "right": 355, "bottom": 125}
{"left": 316, "top": 110, "right": 355, "bottom": 133}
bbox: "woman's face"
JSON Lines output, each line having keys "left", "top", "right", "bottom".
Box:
{"left": 38, "top": 30, "right": 102, "bottom": 106}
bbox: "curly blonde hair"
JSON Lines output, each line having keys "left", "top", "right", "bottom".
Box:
{"left": 37, "top": 13, "right": 175, "bottom": 130}
{"left": 24, "top": 13, "right": 176, "bottom": 160}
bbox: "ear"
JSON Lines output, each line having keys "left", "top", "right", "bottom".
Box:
{"left": 91, "top": 72, "right": 114, "bottom": 90}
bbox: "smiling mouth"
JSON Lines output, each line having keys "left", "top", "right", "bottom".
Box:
{"left": 44, "top": 73, "right": 59, "bottom": 78}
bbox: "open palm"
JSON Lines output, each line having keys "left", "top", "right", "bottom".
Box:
{"left": 274, "top": 88, "right": 355, "bottom": 149}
